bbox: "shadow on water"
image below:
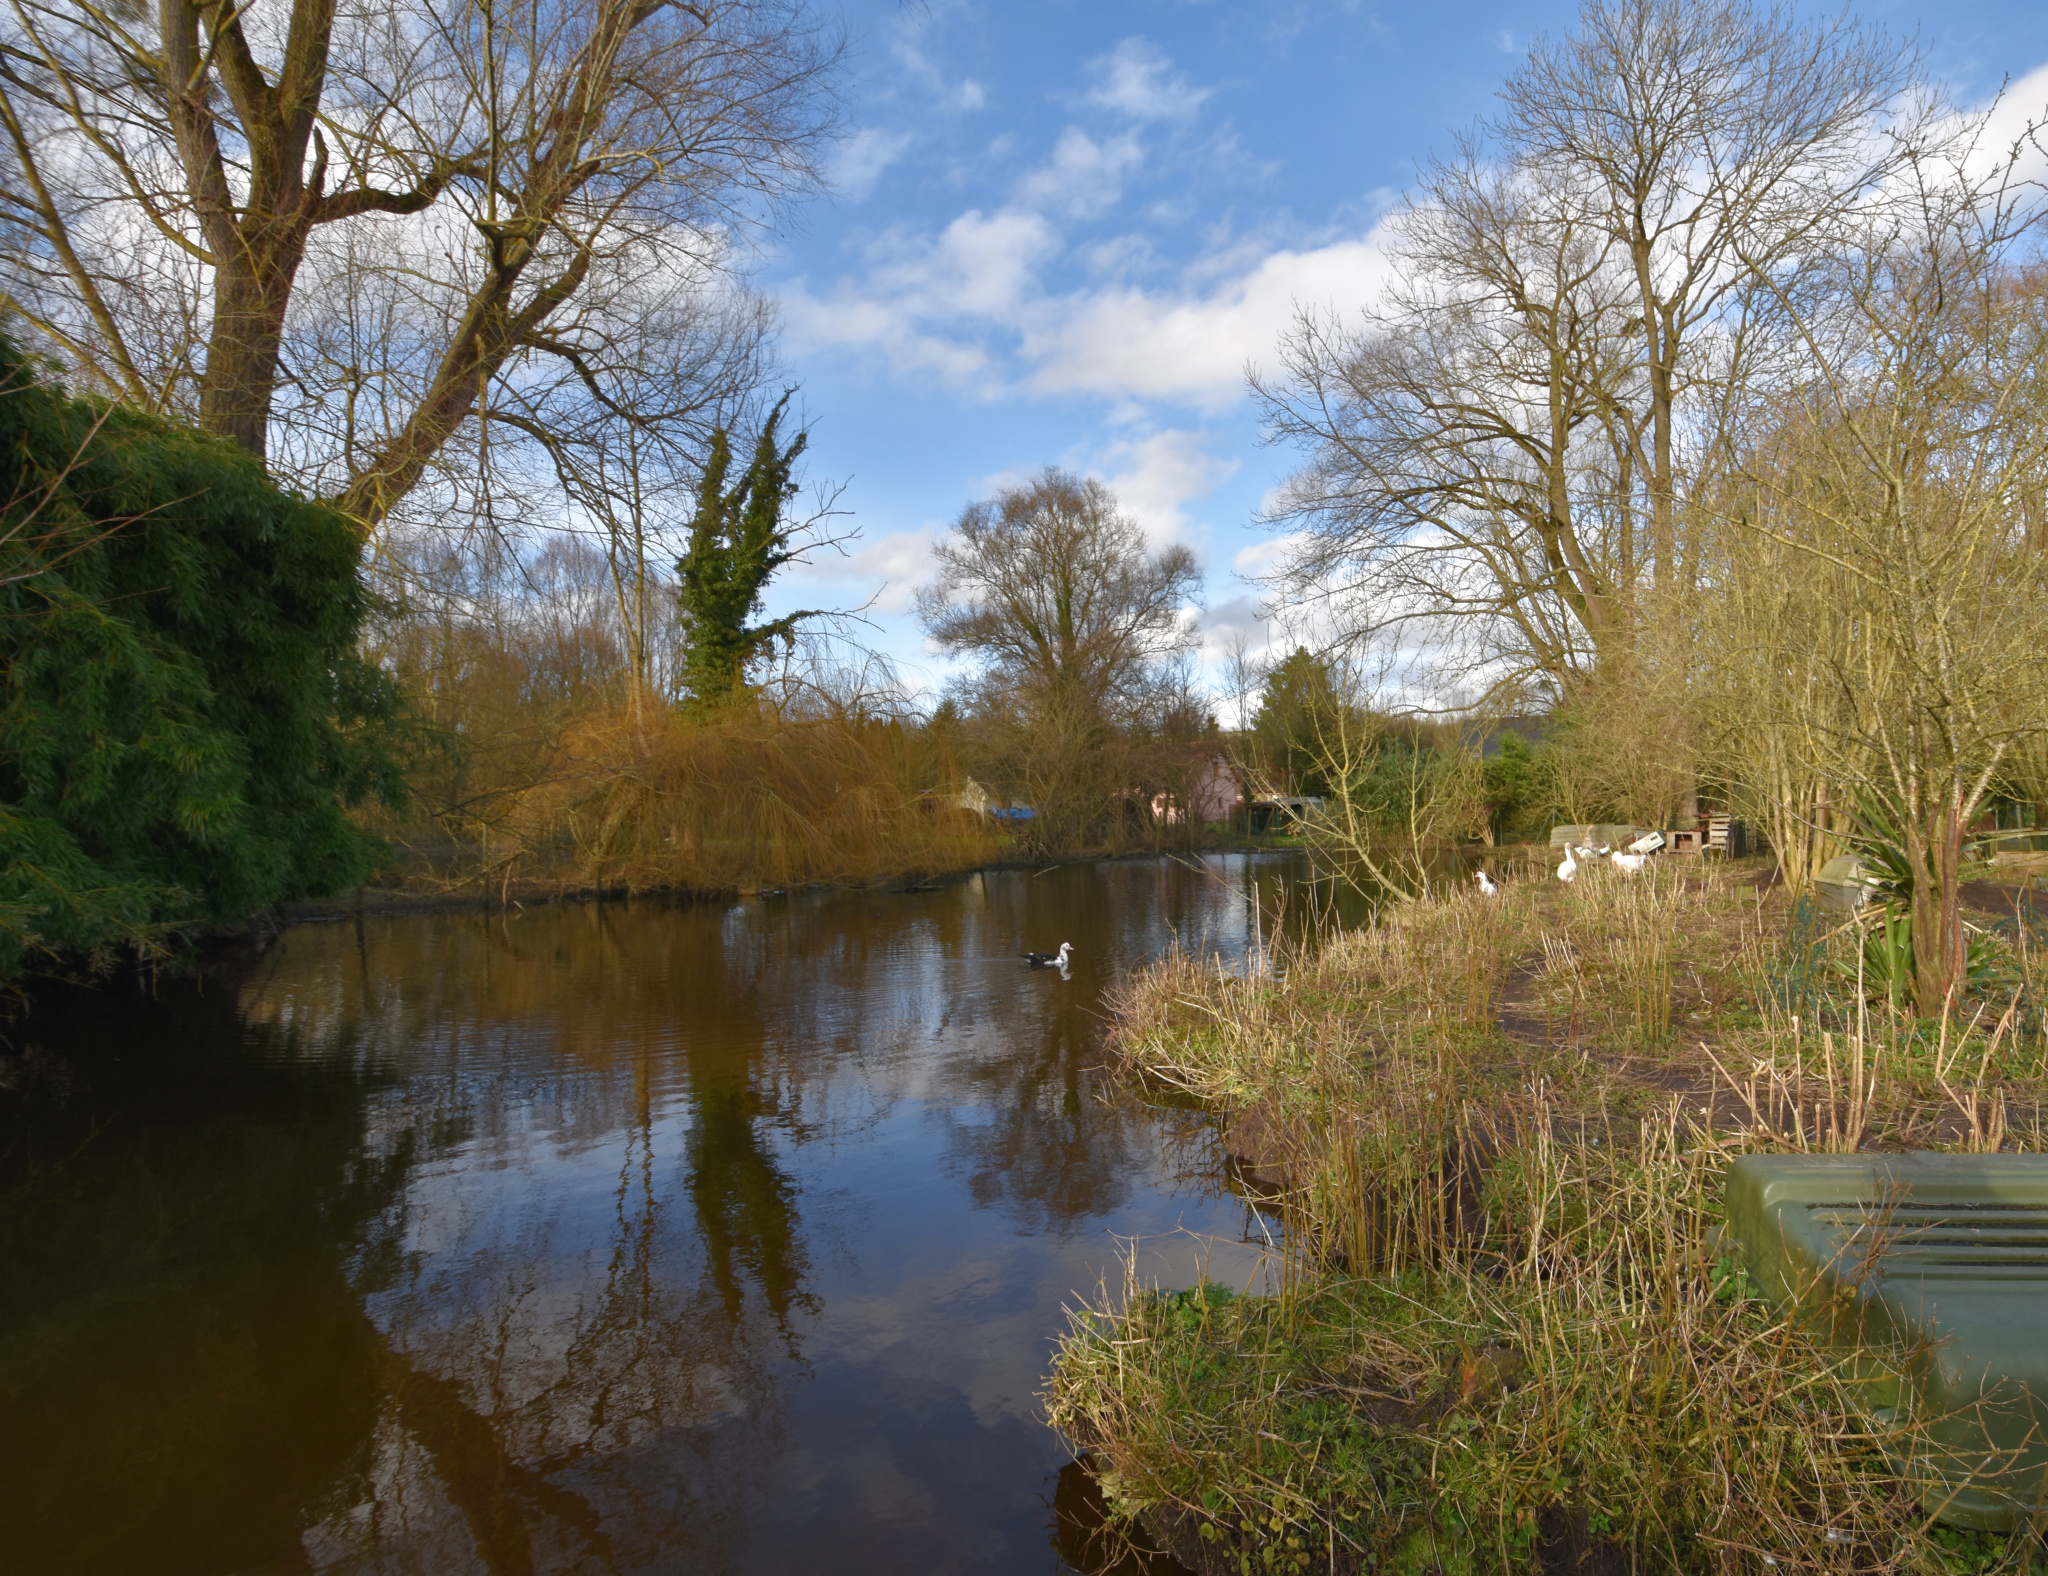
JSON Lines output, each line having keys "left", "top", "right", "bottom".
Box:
{"left": 0, "top": 979, "right": 400, "bottom": 1575}
{"left": 1050, "top": 1457, "right": 1188, "bottom": 1575}
{"left": 0, "top": 854, "right": 1341, "bottom": 1576}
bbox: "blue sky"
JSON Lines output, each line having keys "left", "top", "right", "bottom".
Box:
{"left": 756, "top": 0, "right": 2048, "bottom": 704}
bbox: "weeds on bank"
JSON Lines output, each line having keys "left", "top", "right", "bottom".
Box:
{"left": 369, "top": 700, "right": 1006, "bottom": 894}
{"left": 1053, "top": 1118, "right": 1948, "bottom": 1576}
{"left": 1048, "top": 864, "right": 2048, "bottom": 1575}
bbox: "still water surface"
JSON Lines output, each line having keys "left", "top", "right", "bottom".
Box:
{"left": 0, "top": 855, "right": 1363, "bottom": 1576}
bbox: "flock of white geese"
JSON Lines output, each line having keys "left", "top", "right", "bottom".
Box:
{"left": 1473, "top": 830, "right": 1667, "bottom": 896}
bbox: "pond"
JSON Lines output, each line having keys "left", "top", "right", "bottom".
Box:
{"left": 0, "top": 854, "right": 1370, "bottom": 1576}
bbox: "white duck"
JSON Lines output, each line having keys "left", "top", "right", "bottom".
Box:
{"left": 1474, "top": 869, "right": 1499, "bottom": 897}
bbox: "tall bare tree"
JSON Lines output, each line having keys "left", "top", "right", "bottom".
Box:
{"left": 919, "top": 470, "right": 1201, "bottom": 721}
{"left": 1256, "top": 152, "right": 1643, "bottom": 694}
{"left": 0, "top": 0, "right": 836, "bottom": 529}
{"left": 1500, "top": 0, "right": 1908, "bottom": 592}
{"left": 918, "top": 470, "right": 1201, "bottom": 850}
{"left": 1259, "top": 0, "right": 1912, "bottom": 703}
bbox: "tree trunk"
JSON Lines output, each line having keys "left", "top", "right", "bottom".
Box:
{"left": 156, "top": 0, "right": 336, "bottom": 463}
{"left": 198, "top": 242, "right": 305, "bottom": 462}
{"left": 1910, "top": 796, "right": 1966, "bottom": 1019}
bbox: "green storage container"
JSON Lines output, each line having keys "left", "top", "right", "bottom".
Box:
{"left": 1725, "top": 1153, "right": 2048, "bottom": 1530}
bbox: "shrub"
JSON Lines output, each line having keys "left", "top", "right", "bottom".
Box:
{"left": 0, "top": 341, "right": 401, "bottom": 974}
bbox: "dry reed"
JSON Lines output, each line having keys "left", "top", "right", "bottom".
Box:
{"left": 371, "top": 698, "right": 1005, "bottom": 895}
{"left": 1047, "top": 865, "right": 2048, "bottom": 1575}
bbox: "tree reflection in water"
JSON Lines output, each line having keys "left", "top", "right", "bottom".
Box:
{"left": 0, "top": 855, "right": 1328, "bottom": 1575}
{"left": 274, "top": 901, "right": 834, "bottom": 1574}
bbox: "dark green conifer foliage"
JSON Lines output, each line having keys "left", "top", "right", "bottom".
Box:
{"left": 1250, "top": 647, "right": 1349, "bottom": 798}
{"left": 0, "top": 338, "right": 401, "bottom": 976}
{"left": 1482, "top": 729, "right": 1553, "bottom": 843}
{"left": 676, "top": 396, "right": 824, "bottom": 711}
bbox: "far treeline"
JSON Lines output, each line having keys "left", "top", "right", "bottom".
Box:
{"left": 0, "top": 0, "right": 2045, "bottom": 1018}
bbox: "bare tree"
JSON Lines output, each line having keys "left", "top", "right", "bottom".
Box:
{"left": 917, "top": 469, "right": 1202, "bottom": 850}
{"left": 1259, "top": 0, "right": 1912, "bottom": 704}
{"left": 918, "top": 470, "right": 1201, "bottom": 723}
{"left": 0, "top": 0, "right": 836, "bottom": 529}
{"left": 1705, "top": 120, "right": 2048, "bottom": 1013}
{"left": 1257, "top": 152, "right": 1642, "bottom": 696}
{"left": 1500, "top": 0, "right": 1910, "bottom": 591}
{"left": 496, "top": 274, "right": 778, "bottom": 719}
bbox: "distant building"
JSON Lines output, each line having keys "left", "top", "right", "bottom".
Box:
{"left": 951, "top": 777, "right": 994, "bottom": 817}
{"left": 1245, "top": 796, "right": 1325, "bottom": 834}
{"left": 1151, "top": 755, "right": 1242, "bottom": 825}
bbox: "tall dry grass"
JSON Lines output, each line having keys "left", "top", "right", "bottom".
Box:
{"left": 1048, "top": 864, "right": 2048, "bottom": 1574}
{"left": 374, "top": 697, "right": 1006, "bottom": 895}
{"left": 361, "top": 529, "right": 1009, "bottom": 897}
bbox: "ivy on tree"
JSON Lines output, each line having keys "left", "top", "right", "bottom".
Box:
{"left": 676, "top": 396, "right": 825, "bottom": 711}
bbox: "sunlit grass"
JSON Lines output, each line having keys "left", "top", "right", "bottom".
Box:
{"left": 1048, "top": 864, "right": 2048, "bottom": 1574}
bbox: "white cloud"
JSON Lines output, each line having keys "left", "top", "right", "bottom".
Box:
{"left": 963, "top": 460, "right": 1042, "bottom": 498}
{"left": 886, "top": 207, "right": 1061, "bottom": 315}
{"left": 1084, "top": 39, "right": 1213, "bottom": 123}
{"left": 886, "top": 3, "right": 989, "bottom": 115}
{"left": 1013, "top": 128, "right": 1145, "bottom": 219}
{"left": 1096, "top": 429, "right": 1238, "bottom": 547}
{"left": 1083, "top": 233, "right": 1157, "bottom": 278}
{"left": 779, "top": 207, "right": 1061, "bottom": 390}
{"left": 780, "top": 218, "right": 1394, "bottom": 410}
{"left": 1963, "top": 59, "right": 2048, "bottom": 184}
{"left": 1232, "top": 531, "right": 1305, "bottom": 579}
{"left": 1198, "top": 592, "right": 1280, "bottom": 662}
{"left": 1024, "top": 230, "right": 1396, "bottom": 408}
{"left": 787, "top": 528, "right": 939, "bottom": 616}
{"left": 779, "top": 279, "right": 992, "bottom": 384}
{"left": 831, "top": 128, "right": 913, "bottom": 203}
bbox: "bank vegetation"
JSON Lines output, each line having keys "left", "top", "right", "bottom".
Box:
{"left": 1049, "top": 862, "right": 2048, "bottom": 1575}
{"left": 1046, "top": 0, "right": 2048, "bottom": 1569}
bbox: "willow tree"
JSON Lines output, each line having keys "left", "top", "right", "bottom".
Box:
{"left": 0, "top": 0, "right": 836, "bottom": 531}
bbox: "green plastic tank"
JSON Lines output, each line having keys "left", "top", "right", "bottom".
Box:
{"left": 1725, "top": 1153, "right": 2048, "bottom": 1530}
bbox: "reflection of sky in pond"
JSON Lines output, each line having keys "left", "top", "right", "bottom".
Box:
{"left": 1, "top": 855, "right": 1345, "bottom": 1575}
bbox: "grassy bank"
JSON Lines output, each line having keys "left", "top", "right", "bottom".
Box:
{"left": 1046, "top": 864, "right": 2048, "bottom": 1575}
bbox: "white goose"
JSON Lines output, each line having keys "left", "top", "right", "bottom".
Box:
{"left": 1608, "top": 849, "right": 1649, "bottom": 874}
{"left": 1556, "top": 846, "right": 1579, "bottom": 883}
{"left": 1474, "top": 869, "right": 1499, "bottom": 897}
